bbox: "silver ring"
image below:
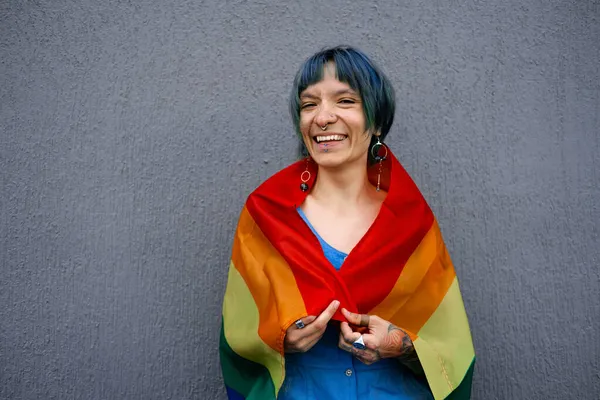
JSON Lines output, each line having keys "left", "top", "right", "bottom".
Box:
{"left": 320, "top": 123, "right": 328, "bottom": 131}
{"left": 295, "top": 319, "right": 305, "bottom": 329}
{"left": 353, "top": 335, "right": 366, "bottom": 350}
{"left": 370, "top": 141, "right": 388, "bottom": 161}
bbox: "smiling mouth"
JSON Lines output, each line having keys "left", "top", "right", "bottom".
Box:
{"left": 314, "top": 134, "right": 347, "bottom": 143}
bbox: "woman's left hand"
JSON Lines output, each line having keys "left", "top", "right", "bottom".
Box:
{"left": 338, "top": 308, "right": 417, "bottom": 366}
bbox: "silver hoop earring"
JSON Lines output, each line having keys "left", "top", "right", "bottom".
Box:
{"left": 370, "top": 137, "right": 388, "bottom": 192}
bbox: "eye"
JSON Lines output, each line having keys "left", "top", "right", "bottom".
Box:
{"left": 301, "top": 102, "right": 316, "bottom": 109}
{"left": 339, "top": 98, "right": 356, "bottom": 104}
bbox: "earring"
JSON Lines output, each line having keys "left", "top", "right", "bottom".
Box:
{"left": 370, "top": 136, "right": 388, "bottom": 192}
{"left": 300, "top": 158, "right": 311, "bottom": 192}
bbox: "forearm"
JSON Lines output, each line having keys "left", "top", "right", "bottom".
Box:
{"left": 396, "top": 342, "right": 425, "bottom": 376}
{"left": 387, "top": 324, "right": 425, "bottom": 376}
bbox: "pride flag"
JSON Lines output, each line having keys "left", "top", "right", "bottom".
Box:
{"left": 220, "top": 153, "right": 475, "bottom": 399}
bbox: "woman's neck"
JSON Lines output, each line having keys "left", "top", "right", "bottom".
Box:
{"left": 309, "top": 160, "right": 379, "bottom": 210}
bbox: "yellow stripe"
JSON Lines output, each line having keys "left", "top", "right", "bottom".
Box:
{"left": 222, "top": 262, "right": 285, "bottom": 391}
{"left": 413, "top": 278, "right": 475, "bottom": 400}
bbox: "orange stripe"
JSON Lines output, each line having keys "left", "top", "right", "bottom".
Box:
{"left": 231, "top": 206, "right": 307, "bottom": 352}
{"left": 368, "top": 220, "right": 456, "bottom": 337}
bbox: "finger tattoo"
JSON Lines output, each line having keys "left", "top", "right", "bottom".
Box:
{"left": 340, "top": 343, "right": 353, "bottom": 352}
{"left": 360, "top": 314, "right": 370, "bottom": 327}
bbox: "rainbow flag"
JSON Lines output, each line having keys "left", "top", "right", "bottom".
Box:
{"left": 220, "top": 153, "right": 475, "bottom": 400}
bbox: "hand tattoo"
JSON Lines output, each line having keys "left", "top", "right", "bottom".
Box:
{"left": 387, "top": 324, "right": 424, "bottom": 375}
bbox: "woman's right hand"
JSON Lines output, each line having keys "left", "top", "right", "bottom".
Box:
{"left": 284, "top": 300, "right": 340, "bottom": 353}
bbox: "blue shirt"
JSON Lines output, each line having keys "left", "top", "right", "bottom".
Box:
{"left": 278, "top": 209, "right": 433, "bottom": 400}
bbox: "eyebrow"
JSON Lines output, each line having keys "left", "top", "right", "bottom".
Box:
{"left": 300, "top": 89, "right": 359, "bottom": 99}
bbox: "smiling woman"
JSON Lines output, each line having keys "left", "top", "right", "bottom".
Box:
{"left": 290, "top": 47, "right": 395, "bottom": 165}
{"left": 298, "top": 70, "right": 369, "bottom": 169}
{"left": 219, "top": 46, "right": 475, "bottom": 400}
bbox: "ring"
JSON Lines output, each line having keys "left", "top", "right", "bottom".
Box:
{"left": 295, "top": 319, "right": 305, "bottom": 329}
{"left": 353, "top": 335, "right": 366, "bottom": 350}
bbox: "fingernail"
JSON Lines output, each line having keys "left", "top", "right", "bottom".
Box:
{"left": 333, "top": 300, "right": 340, "bottom": 309}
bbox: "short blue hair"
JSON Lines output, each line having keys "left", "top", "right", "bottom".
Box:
{"left": 289, "top": 46, "right": 396, "bottom": 155}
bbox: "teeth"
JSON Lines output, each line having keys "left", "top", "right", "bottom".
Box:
{"left": 316, "top": 135, "right": 346, "bottom": 142}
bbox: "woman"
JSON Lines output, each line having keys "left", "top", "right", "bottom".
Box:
{"left": 220, "top": 46, "right": 475, "bottom": 400}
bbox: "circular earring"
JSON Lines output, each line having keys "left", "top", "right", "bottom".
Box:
{"left": 370, "top": 136, "right": 388, "bottom": 191}
{"left": 300, "top": 159, "right": 311, "bottom": 192}
{"left": 370, "top": 136, "right": 388, "bottom": 161}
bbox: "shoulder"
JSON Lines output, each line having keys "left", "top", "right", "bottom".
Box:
{"left": 246, "top": 159, "right": 307, "bottom": 207}
{"left": 237, "top": 159, "right": 311, "bottom": 227}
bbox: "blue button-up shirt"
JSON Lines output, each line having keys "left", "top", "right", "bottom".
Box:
{"left": 278, "top": 210, "right": 433, "bottom": 399}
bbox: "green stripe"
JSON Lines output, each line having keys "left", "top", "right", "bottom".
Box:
{"left": 445, "top": 359, "right": 475, "bottom": 400}
{"left": 219, "top": 320, "right": 277, "bottom": 400}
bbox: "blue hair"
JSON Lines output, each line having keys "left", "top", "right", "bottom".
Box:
{"left": 289, "top": 46, "right": 396, "bottom": 158}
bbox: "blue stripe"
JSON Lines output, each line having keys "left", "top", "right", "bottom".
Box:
{"left": 226, "top": 386, "right": 245, "bottom": 400}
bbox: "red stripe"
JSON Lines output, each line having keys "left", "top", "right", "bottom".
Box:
{"left": 245, "top": 153, "right": 433, "bottom": 318}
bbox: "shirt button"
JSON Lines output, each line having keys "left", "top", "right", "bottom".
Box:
{"left": 345, "top": 369, "right": 353, "bottom": 377}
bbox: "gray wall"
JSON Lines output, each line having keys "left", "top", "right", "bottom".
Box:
{"left": 1, "top": 1, "right": 599, "bottom": 399}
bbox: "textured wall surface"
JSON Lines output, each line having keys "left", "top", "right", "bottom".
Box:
{"left": 1, "top": 1, "right": 599, "bottom": 399}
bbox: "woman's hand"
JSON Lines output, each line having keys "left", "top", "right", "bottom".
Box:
{"left": 338, "top": 308, "right": 423, "bottom": 373}
{"left": 284, "top": 300, "right": 340, "bottom": 353}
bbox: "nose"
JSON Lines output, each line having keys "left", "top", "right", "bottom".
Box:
{"left": 314, "top": 105, "right": 337, "bottom": 129}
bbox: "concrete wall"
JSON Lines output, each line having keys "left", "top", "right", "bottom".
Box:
{"left": 1, "top": 1, "right": 599, "bottom": 399}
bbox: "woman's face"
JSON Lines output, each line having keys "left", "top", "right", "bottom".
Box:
{"left": 299, "top": 63, "right": 375, "bottom": 169}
